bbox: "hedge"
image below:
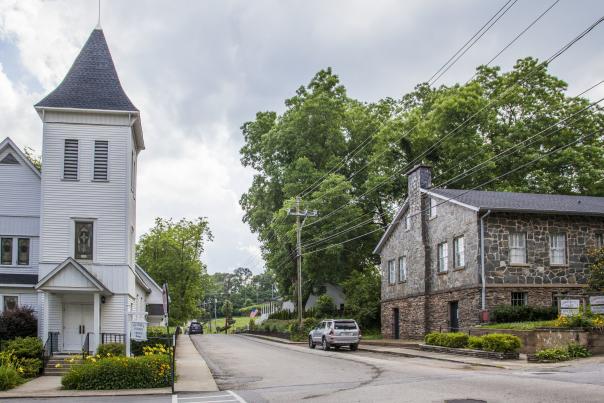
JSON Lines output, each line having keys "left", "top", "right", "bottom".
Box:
{"left": 61, "top": 355, "right": 172, "bottom": 390}
{"left": 96, "top": 342, "right": 125, "bottom": 357}
{"left": 130, "top": 327, "right": 172, "bottom": 356}
{"left": 425, "top": 332, "right": 522, "bottom": 353}
{"left": 0, "top": 306, "right": 37, "bottom": 340}
{"left": 490, "top": 305, "right": 557, "bottom": 323}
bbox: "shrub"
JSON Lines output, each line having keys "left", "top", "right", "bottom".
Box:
{"left": 0, "top": 307, "right": 37, "bottom": 340}
{"left": 61, "top": 355, "right": 172, "bottom": 390}
{"left": 142, "top": 344, "right": 173, "bottom": 357}
{"left": 479, "top": 334, "right": 522, "bottom": 353}
{"left": 6, "top": 337, "right": 43, "bottom": 359}
{"left": 16, "top": 358, "right": 42, "bottom": 378}
{"left": 248, "top": 318, "right": 256, "bottom": 331}
{"left": 268, "top": 310, "right": 296, "bottom": 320}
{"left": 535, "top": 347, "right": 570, "bottom": 362}
{"left": 566, "top": 343, "right": 591, "bottom": 359}
{"left": 467, "top": 336, "right": 484, "bottom": 350}
{"left": 491, "top": 305, "right": 557, "bottom": 323}
{"left": 0, "top": 366, "right": 22, "bottom": 391}
{"left": 96, "top": 343, "right": 125, "bottom": 357}
{"left": 131, "top": 327, "right": 172, "bottom": 356}
{"left": 289, "top": 318, "right": 320, "bottom": 341}
{"left": 554, "top": 313, "right": 594, "bottom": 328}
{"left": 424, "top": 332, "right": 469, "bottom": 348}
{"left": 314, "top": 295, "right": 335, "bottom": 319}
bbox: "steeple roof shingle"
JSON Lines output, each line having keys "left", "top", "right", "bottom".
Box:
{"left": 35, "top": 28, "right": 138, "bottom": 112}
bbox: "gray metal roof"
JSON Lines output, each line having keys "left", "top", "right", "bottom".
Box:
{"left": 35, "top": 28, "right": 137, "bottom": 112}
{"left": 430, "top": 188, "right": 604, "bottom": 216}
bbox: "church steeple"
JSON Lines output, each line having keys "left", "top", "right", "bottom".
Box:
{"left": 35, "top": 28, "right": 137, "bottom": 112}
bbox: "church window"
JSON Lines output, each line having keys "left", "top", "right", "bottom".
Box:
{"left": 1, "top": 238, "right": 12, "bottom": 265}
{"left": 17, "top": 238, "right": 29, "bottom": 265}
{"left": 75, "top": 222, "right": 93, "bottom": 260}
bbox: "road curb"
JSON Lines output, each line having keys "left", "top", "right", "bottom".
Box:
{"left": 239, "top": 333, "right": 305, "bottom": 345}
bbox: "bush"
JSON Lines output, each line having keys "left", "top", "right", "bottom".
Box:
{"left": 131, "top": 327, "right": 172, "bottom": 356}
{"left": 0, "top": 366, "right": 22, "bottom": 391}
{"left": 554, "top": 313, "right": 596, "bottom": 329}
{"left": 248, "top": 318, "right": 256, "bottom": 331}
{"left": 268, "top": 310, "right": 296, "bottom": 320}
{"left": 424, "top": 332, "right": 469, "bottom": 348}
{"left": 0, "top": 306, "right": 37, "bottom": 340}
{"left": 535, "top": 347, "right": 570, "bottom": 362}
{"left": 314, "top": 295, "right": 335, "bottom": 319}
{"left": 491, "top": 305, "right": 557, "bottom": 323}
{"left": 6, "top": 337, "right": 43, "bottom": 359}
{"left": 96, "top": 343, "right": 125, "bottom": 357}
{"left": 479, "top": 334, "right": 522, "bottom": 353}
{"left": 15, "top": 358, "right": 42, "bottom": 378}
{"left": 566, "top": 343, "right": 591, "bottom": 359}
{"left": 289, "top": 318, "right": 320, "bottom": 341}
{"left": 467, "top": 336, "right": 484, "bottom": 350}
{"left": 61, "top": 355, "right": 172, "bottom": 390}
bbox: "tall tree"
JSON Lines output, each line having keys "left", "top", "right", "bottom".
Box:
{"left": 136, "top": 217, "right": 213, "bottom": 325}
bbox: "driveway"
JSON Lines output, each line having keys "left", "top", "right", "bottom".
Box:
{"left": 191, "top": 333, "right": 604, "bottom": 403}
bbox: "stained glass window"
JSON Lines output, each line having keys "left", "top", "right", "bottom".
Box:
{"left": 75, "top": 222, "right": 93, "bottom": 260}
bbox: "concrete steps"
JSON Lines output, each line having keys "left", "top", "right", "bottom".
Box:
{"left": 43, "top": 354, "right": 83, "bottom": 376}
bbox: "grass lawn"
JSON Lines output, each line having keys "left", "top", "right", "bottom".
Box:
{"left": 477, "top": 320, "right": 557, "bottom": 330}
{"left": 204, "top": 316, "right": 252, "bottom": 334}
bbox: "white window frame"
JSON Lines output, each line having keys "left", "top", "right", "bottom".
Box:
{"left": 454, "top": 236, "right": 465, "bottom": 268}
{"left": 62, "top": 138, "right": 79, "bottom": 181}
{"left": 438, "top": 242, "right": 448, "bottom": 272}
{"left": 509, "top": 232, "right": 527, "bottom": 265}
{"left": 429, "top": 198, "right": 437, "bottom": 218}
{"left": 0, "top": 237, "right": 13, "bottom": 266}
{"left": 17, "top": 238, "right": 30, "bottom": 266}
{"left": 388, "top": 259, "right": 396, "bottom": 285}
{"left": 93, "top": 140, "right": 109, "bottom": 181}
{"left": 549, "top": 233, "right": 567, "bottom": 266}
{"left": 398, "top": 256, "right": 407, "bottom": 282}
{"left": 511, "top": 292, "right": 528, "bottom": 306}
{"left": 404, "top": 214, "right": 410, "bottom": 230}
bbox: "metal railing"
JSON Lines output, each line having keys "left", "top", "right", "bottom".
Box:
{"left": 82, "top": 332, "right": 91, "bottom": 359}
{"left": 171, "top": 332, "right": 177, "bottom": 393}
{"left": 100, "top": 333, "right": 126, "bottom": 344}
{"left": 42, "top": 331, "right": 59, "bottom": 374}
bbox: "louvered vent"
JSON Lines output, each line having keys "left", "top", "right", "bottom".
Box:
{"left": 63, "top": 139, "right": 79, "bottom": 180}
{"left": 94, "top": 140, "right": 109, "bottom": 180}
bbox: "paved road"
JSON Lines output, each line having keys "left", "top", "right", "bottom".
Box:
{"left": 191, "top": 334, "right": 604, "bottom": 403}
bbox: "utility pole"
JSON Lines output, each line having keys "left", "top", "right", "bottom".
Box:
{"left": 214, "top": 297, "right": 218, "bottom": 333}
{"left": 288, "top": 196, "right": 318, "bottom": 324}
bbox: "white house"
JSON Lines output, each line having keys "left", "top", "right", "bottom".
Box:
{"left": 0, "top": 26, "right": 165, "bottom": 355}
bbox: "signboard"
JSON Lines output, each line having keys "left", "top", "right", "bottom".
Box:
{"left": 559, "top": 299, "right": 581, "bottom": 317}
{"left": 162, "top": 283, "right": 169, "bottom": 316}
{"left": 589, "top": 296, "right": 604, "bottom": 306}
{"left": 560, "top": 299, "right": 580, "bottom": 309}
{"left": 131, "top": 321, "right": 148, "bottom": 341}
{"left": 591, "top": 305, "right": 604, "bottom": 314}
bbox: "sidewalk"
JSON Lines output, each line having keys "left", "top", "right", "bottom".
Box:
{"left": 241, "top": 333, "right": 604, "bottom": 371}
{"left": 175, "top": 334, "right": 219, "bottom": 392}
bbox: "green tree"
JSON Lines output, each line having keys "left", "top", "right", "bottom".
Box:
{"left": 341, "top": 265, "right": 381, "bottom": 329}
{"left": 588, "top": 247, "right": 604, "bottom": 291}
{"left": 136, "top": 217, "right": 213, "bottom": 325}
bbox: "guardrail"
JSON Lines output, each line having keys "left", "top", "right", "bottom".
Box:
{"left": 42, "top": 331, "right": 59, "bottom": 374}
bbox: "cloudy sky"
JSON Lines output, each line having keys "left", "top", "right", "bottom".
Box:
{"left": 1, "top": 0, "right": 603, "bottom": 274}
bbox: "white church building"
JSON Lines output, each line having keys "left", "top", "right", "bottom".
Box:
{"left": 0, "top": 26, "right": 165, "bottom": 355}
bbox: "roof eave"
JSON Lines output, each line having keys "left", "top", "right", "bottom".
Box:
{"left": 373, "top": 200, "right": 409, "bottom": 255}
{"left": 477, "top": 207, "right": 604, "bottom": 216}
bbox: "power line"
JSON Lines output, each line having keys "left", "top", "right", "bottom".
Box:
{"left": 430, "top": 0, "right": 519, "bottom": 85}
{"left": 303, "top": 17, "right": 604, "bottom": 231}
{"left": 303, "top": 127, "right": 602, "bottom": 256}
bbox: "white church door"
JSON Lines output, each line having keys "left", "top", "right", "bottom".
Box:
{"left": 63, "top": 304, "right": 94, "bottom": 351}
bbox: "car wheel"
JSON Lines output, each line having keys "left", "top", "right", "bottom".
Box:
{"left": 309, "top": 336, "right": 315, "bottom": 349}
{"left": 350, "top": 343, "right": 358, "bottom": 351}
{"left": 334, "top": 345, "right": 340, "bottom": 351}
{"left": 322, "top": 337, "right": 330, "bottom": 351}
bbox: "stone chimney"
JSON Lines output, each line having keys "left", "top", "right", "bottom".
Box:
{"left": 406, "top": 165, "right": 432, "bottom": 215}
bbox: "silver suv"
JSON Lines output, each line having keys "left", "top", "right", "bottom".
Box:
{"left": 308, "top": 319, "right": 360, "bottom": 351}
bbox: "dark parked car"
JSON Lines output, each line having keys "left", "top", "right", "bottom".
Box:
{"left": 189, "top": 322, "right": 203, "bottom": 334}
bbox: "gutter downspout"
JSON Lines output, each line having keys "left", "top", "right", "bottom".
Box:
{"left": 480, "top": 210, "right": 492, "bottom": 312}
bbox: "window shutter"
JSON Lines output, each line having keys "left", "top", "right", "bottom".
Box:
{"left": 94, "top": 140, "right": 109, "bottom": 180}
{"left": 63, "top": 139, "right": 79, "bottom": 180}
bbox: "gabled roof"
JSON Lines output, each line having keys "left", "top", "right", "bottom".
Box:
{"left": 35, "top": 28, "right": 137, "bottom": 112}
{"left": 35, "top": 257, "right": 112, "bottom": 295}
{"left": 0, "top": 137, "right": 41, "bottom": 178}
{"left": 429, "top": 188, "right": 604, "bottom": 216}
{"left": 373, "top": 199, "right": 409, "bottom": 255}
{"left": 135, "top": 264, "right": 162, "bottom": 293}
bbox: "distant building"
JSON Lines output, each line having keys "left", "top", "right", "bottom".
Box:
{"left": 305, "top": 283, "right": 346, "bottom": 312}
{"left": 374, "top": 165, "right": 604, "bottom": 339}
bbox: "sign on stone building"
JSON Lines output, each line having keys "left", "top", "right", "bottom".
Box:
{"left": 560, "top": 299, "right": 581, "bottom": 316}
{"left": 590, "top": 296, "right": 604, "bottom": 314}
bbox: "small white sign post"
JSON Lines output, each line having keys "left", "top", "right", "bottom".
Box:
{"left": 129, "top": 311, "right": 148, "bottom": 342}
{"left": 560, "top": 299, "right": 581, "bottom": 316}
{"left": 589, "top": 295, "right": 604, "bottom": 314}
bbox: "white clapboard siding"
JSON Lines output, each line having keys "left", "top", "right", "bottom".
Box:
{"left": 47, "top": 293, "right": 63, "bottom": 348}
{"left": 0, "top": 148, "right": 41, "bottom": 218}
{"left": 0, "top": 216, "right": 39, "bottom": 236}
{"left": 0, "top": 288, "right": 38, "bottom": 313}
{"left": 101, "top": 294, "right": 126, "bottom": 333}
{"left": 40, "top": 120, "right": 131, "bottom": 267}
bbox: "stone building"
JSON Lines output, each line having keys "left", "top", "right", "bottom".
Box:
{"left": 373, "top": 165, "right": 604, "bottom": 339}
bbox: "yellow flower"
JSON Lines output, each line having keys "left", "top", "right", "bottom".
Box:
{"left": 17, "top": 367, "right": 24, "bottom": 373}
{"left": 55, "top": 363, "right": 62, "bottom": 368}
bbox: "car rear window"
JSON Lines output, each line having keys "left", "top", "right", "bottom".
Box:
{"left": 334, "top": 321, "right": 357, "bottom": 330}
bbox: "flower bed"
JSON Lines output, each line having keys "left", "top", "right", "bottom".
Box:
{"left": 0, "top": 337, "right": 44, "bottom": 390}
{"left": 61, "top": 354, "right": 172, "bottom": 390}
{"left": 420, "top": 344, "right": 520, "bottom": 360}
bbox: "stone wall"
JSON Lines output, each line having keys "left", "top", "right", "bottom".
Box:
{"left": 484, "top": 213, "right": 604, "bottom": 286}
{"left": 381, "top": 295, "right": 426, "bottom": 339}
{"left": 485, "top": 285, "right": 585, "bottom": 309}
